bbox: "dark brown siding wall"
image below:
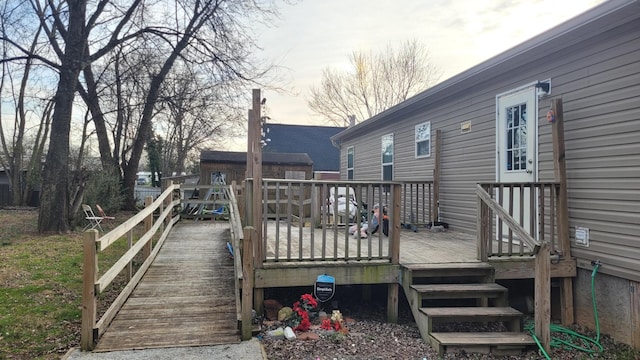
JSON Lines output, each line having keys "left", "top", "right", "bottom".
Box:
{"left": 200, "top": 162, "right": 312, "bottom": 186}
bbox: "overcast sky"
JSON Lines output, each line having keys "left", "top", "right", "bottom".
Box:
{"left": 227, "top": 0, "right": 606, "bottom": 150}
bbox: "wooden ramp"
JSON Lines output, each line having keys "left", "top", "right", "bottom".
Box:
{"left": 95, "top": 222, "right": 239, "bottom": 351}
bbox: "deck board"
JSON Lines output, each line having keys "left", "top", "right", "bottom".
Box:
{"left": 263, "top": 221, "right": 479, "bottom": 265}
{"left": 94, "top": 222, "right": 239, "bottom": 352}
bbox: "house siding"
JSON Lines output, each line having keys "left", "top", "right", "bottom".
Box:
{"left": 339, "top": 14, "right": 640, "bottom": 282}
{"left": 333, "top": 2, "right": 640, "bottom": 347}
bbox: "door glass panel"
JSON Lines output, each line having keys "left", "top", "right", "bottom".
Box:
{"left": 505, "top": 103, "right": 527, "bottom": 171}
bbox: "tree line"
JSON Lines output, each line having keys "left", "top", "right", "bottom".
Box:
{"left": 1, "top": 0, "right": 279, "bottom": 232}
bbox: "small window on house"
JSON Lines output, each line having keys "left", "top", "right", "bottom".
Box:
{"left": 347, "top": 146, "right": 354, "bottom": 180}
{"left": 415, "top": 122, "right": 431, "bottom": 158}
{"left": 381, "top": 134, "right": 393, "bottom": 181}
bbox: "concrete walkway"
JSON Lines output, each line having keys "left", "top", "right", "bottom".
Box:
{"left": 64, "top": 338, "right": 266, "bottom": 360}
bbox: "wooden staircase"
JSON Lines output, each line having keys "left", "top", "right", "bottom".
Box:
{"left": 401, "top": 262, "right": 536, "bottom": 356}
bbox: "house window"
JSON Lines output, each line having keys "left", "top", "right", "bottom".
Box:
{"left": 415, "top": 122, "right": 431, "bottom": 158}
{"left": 347, "top": 146, "right": 354, "bottom": 180}
{"left": 381, "top": 134, "right": 393, "bottom": 181}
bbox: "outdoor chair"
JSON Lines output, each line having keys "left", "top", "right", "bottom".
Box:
{"left": 82, "top": 204, "right": 104, "bottom": 232}
{"left": 95, "top": 204, "right": 115, "bottom": 222}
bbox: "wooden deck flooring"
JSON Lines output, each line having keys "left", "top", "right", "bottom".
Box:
{"left": 263, "top": 221, "right": 479, "bottom": 265}
{"left": 94, "top": 222, "right": 239, "bottom": 351}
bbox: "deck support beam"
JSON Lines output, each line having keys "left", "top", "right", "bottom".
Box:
{"left": 535, "top": 242, "right": 551, "bottom": 353}
{"left": 81, "top": 230, "right": 98, "bottom": 351}
{"left": 551, "top": 98, "right": 574, "bottom": 326}
{"left": 255, "top": 264, "right": 400, "bottom": 288}
{"left": 241, "top": 227, "right": 255, "bottom": 340}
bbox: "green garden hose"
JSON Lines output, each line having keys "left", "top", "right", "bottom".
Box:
{"left": 525, "top": 262, "right": 604, "bottom": 359}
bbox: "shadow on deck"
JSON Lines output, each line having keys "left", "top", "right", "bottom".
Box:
{"left": 94, "top": 222, "right": 239, "bottom": 351}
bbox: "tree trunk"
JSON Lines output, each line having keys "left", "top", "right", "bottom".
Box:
{"left": 122, "top": 36, "right": 191, "bottom": 210}
{"left": 38, "top": 0, "right": 87, "bottom": 233}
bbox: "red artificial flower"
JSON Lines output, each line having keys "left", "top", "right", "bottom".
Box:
{"left": 301, "top": 294, "right": 318, "bottom": 309}
{"left": 294, "top": 317, "right": 311, "bottom": 332}
{"left": 333, "top": 321, "right": 341, "bottom": 331}
{"left": 320, "top": 319, "right": 333, "bottom": 330}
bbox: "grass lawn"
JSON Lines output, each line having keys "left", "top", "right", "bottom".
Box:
{"left": 0, "top": 208, "right": 138, "bottom": 360}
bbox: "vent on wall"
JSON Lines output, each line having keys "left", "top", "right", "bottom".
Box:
{"left": 460, "top": 121, "right": 471, "bottom": 134}
{"left": 575, "top": 226, "right": 589, "bottom": 247}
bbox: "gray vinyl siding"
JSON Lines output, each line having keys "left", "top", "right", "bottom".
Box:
{"left": 335, "top": 5, "right": 640, "bottom": 282}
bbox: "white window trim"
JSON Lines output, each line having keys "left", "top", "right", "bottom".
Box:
{"left": 347, "top": 146, "right": 354, "bottom": 180}
{"left": 415, "top": 121, "right": 431, "bottom": 158}
{"left": 381, "top": 133, "right": 394, "bottom": 181}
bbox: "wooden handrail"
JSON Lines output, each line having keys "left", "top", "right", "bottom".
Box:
{"left": 475, "top": 182, "right": 551, "bottom": 352}
{"left": 475, "top": 184, "right": 541, "bottom": 255}
{"left": 81, "top": 184, "right": 181, "bottom": 351}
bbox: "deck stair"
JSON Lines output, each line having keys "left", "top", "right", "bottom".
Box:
{"left": 402, "top": 262, "right": 536, "bottom": 356}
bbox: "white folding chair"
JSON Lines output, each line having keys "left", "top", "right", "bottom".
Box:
{"left": 82, "top": 204, "right": 104, "bottom": 232}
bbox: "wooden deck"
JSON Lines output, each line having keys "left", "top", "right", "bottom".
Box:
{"left": 263, "top": 221, "right": 479, "bottom": 265}
{"left": 94, "top": 222, "right": 239, "bottom": 351}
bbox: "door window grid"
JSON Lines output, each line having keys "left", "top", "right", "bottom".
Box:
{"left": 506, "top": 103, "right": 527, "bottom": 171}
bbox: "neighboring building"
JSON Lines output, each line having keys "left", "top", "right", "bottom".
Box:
{"left": 332, "top": 0, "right": 640, "bottom": 348}
{"left": 199, "top": 150, "right": 313, "bottom": 186}
{"left": 263, "top": 124, "right": 345, "bottom": 172}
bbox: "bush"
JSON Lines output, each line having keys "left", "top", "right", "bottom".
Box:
{"left": 83, "top": 167, "right": 123, "bottom": 214}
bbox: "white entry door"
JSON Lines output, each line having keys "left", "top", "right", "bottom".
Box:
{"left": 496, "top": 86, "right": 538, "bottom": 239}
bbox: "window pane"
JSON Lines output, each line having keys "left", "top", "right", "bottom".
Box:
{"left": 417, "top": 140, "right": 430, "bottom": 157}
{"left": 347, "top": 169, "right": 354, "bottom": 180}
{"left": 505, "top": 103, "right": 527, "bottom": 172}
{"left": 347, "top": 148, "right": 354, "bottom": 168}
{"left": 382, "top": 134, "right": 393, "bottom": 164}
{"left": 383, "top": 165, "right": 392, "bottom": 181}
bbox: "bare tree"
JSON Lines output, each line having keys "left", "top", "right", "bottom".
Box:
{"left": 157, "top": 65, "right": 244, "bottom": 176}
{"left": 308, "top": 40, "right": 442, "bottom": 126}
{"left": 0, "top": 1, "right": 52, "bottom": 207}
{"left": 1, "top": 0, "right": 278, "bottom": 229}
{"left": 82, "top": 0, "right": 272, "bottom": 209}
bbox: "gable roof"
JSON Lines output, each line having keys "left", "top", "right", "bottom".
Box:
{"left": 263, "top": 124, "right": 345, "bottom": 171}
{"left": 200, "top": 150, "right": 313, "bottom": 166}
{"left": 332, "top": 0, "right": 640, "bottom": 142}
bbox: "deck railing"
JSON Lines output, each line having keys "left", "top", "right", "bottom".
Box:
{"left": 476, "top": 182, "right": 554, "bottom": 352}
{"left": 401, "top": 181, "right": 434, "bottom": 227}
{"left": 476, "top": 182, "right": 564, "bottom": 259}
{"left": 246, "top": 179, "right": 402, "bottom": 263}
{"left": 81, "top": 184, "right": 181, "bottom": 350}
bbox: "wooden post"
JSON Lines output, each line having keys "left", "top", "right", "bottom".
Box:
{"left": 535, "top": 242, "right": 551, "bottom": 353}
{"left": 127, "top": 230, "right": 133, "bottom": 281}
{"left": 81, "top": 230, "right": 98, "bottom": 351}
{"left": 241, "top": 226, "right": 255, "bottom": 340}
{"left": 387, "top": 183, "right": 401, "bottom": 323}
{"left": 551, "top": 99, "right": 570, "bottom": 257}
{"left": 476, "top": 194, "right": 485, "bottom": 261}
{"left": 250, "top": 89, "right": 265, "bottom": 315}
{"left": 246, "top": 110, "right": 254, "bottom": 180}
{"left": 551, "top": 98, "right": 574, "bottom": 326}
{"left": 433, "top": 130, "right": 442, "bottom": 222}
{"left": 143, "top": 196, "right": 153, "bottom": 259}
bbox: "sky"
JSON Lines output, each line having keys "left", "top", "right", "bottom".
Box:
{"left": 225, "top": 0, "right": 605, "bottom": 150}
